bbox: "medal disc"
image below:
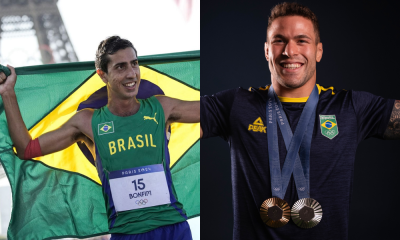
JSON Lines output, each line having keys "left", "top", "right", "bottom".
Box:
{"left": 260, "top": 197, "right": 291, "bottom": 228}
{"left": 291, "top": 198, "right": 322, "bottom": 228}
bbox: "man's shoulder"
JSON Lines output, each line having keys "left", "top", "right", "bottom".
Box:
{"left": 73, "top": 108, "right": 95, "bottom": 131}
{"left": 58, "top": 108, "right": 95, "bottom": 142}
{"left": 243, "top": 85, "right": 271, "bottom": 102}
{"left": 203, "top": 87, "right": 240, "bottom": 97}
{"left": 317, "top": 84, "right": 352, "bottom": 102}
{"left": 76, "top": 108, "right": 95, "bottom": 119}
{"left": 317, "top": 85, "right": 388, "bottom": 104}
{"left": 202, "top": 87, "right": 256, "bottom": 102}
{"left": 153, "top": 95, "right": 166, "bottom": 104}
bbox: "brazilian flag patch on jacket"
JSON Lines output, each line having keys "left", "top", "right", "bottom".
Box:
{"left": 319, "top": 115, "right": 339, "bottom": 139}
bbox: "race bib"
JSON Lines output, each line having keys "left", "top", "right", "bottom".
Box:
{"left": 109, "top": 164, "right": 171, "bottom": 212}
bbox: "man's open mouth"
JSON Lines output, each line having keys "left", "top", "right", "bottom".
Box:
{"left": 123, "top": 82, "right": 136, "bottom": 87}
{"left": 280, "top": 63, "right": 304, "bottom": 69}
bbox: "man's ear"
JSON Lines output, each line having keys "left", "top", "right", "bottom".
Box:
{"left": 316, "top": 42, "right": 323, "bottom": 62}
{"left": 264, "top": 42, "right": 269, "bottom": 61}
{"left": 96, "top": 69, "right": 108, "bottom": 84}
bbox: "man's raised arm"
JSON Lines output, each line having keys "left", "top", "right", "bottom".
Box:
{"left": 155, "top": 96, "right": 199, "bottom": 124}
{"left": 384, "top": 100, "right": 400, "bottom": 139}
{"left": 0, "top": 66, "right": 93, "bottom": 159}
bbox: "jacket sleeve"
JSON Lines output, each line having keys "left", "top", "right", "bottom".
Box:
{"left": 200, "top": 88, "right": 237, "bottom": 140}
{"left": 351, "top": 90, "right": 395, "bottom": 141}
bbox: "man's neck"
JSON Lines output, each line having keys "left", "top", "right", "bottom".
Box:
{"left": 271, "top": 79, "right": 316, "bottom": 98}
{"left": 107, "top": 96, "right": 140, "bottom": 117}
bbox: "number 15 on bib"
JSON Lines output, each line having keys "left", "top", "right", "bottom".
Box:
{"left": 109, "top": 164, "right": 171, "bottom": 212}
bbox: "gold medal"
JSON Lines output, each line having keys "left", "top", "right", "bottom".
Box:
{"left": 291, "top": 198, "right": 322, "bottom": 228}
{"left": 260, "top": 197, "right": 291, "bottom": 228}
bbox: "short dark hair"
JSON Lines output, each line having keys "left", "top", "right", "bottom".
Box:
{"left": 267, "top": 2, "right": 320, "bottom": 44}
{"left": 95, "top": 36, "right": 137, "bottom": 73}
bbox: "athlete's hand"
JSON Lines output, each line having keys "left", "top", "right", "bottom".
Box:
{"left": 0, "top": 65, "right": 17, "bottom": 96}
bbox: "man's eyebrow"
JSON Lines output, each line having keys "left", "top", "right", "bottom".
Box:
{"left": 294, "top": 34, "right": 312, "bottom": 40}
{"left": 271, "top": 34, "right": 312, "bottom": 40}
{"left": 113, "top": 59, "right": 138, "bottom": 67}
{"left": 113, "top": 62, "right": 127, "bottom": 67}
{"left": 271, "top": 34, "right": 286, "bottom": 39}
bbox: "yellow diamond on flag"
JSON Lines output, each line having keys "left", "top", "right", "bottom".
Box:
{"left": 321, "top": 120, "right": 336, "bottom": 130}
{"left": 100, "top": 124, "right": 112, "bottom": 132}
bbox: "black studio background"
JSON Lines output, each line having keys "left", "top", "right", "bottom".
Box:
{"left": 201, "top": 1, "right": 400, "bottom": 239}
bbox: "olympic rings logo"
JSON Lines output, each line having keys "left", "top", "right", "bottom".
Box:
{"left": 135, "top": 199, "right": 148, "bottom": 206}
{"left": 326, "top": 130, "right": 336, "bottom": 135}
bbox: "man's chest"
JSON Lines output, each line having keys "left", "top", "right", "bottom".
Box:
{"left": 228, "top": 97, "right": 359, "bottom": 163}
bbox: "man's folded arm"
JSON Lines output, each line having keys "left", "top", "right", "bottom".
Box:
{"left": 384, "top": 100, "right": 400, "bottom": 139}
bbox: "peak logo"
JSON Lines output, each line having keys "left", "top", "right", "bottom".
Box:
{"left": 248, "top": 117, "right": 266, "bottom": 133}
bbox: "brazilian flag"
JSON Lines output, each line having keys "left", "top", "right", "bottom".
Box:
{"left": 0, "top": 51, "right": 200, "bottom": 240}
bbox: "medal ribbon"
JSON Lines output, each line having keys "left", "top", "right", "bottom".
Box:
{"left": 266, "top": 85, "right": 318, "bottom": 200}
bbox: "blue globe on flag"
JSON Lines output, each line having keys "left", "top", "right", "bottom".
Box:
{"left": 325, "top": 121, "right": 332, "bottom": 128}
